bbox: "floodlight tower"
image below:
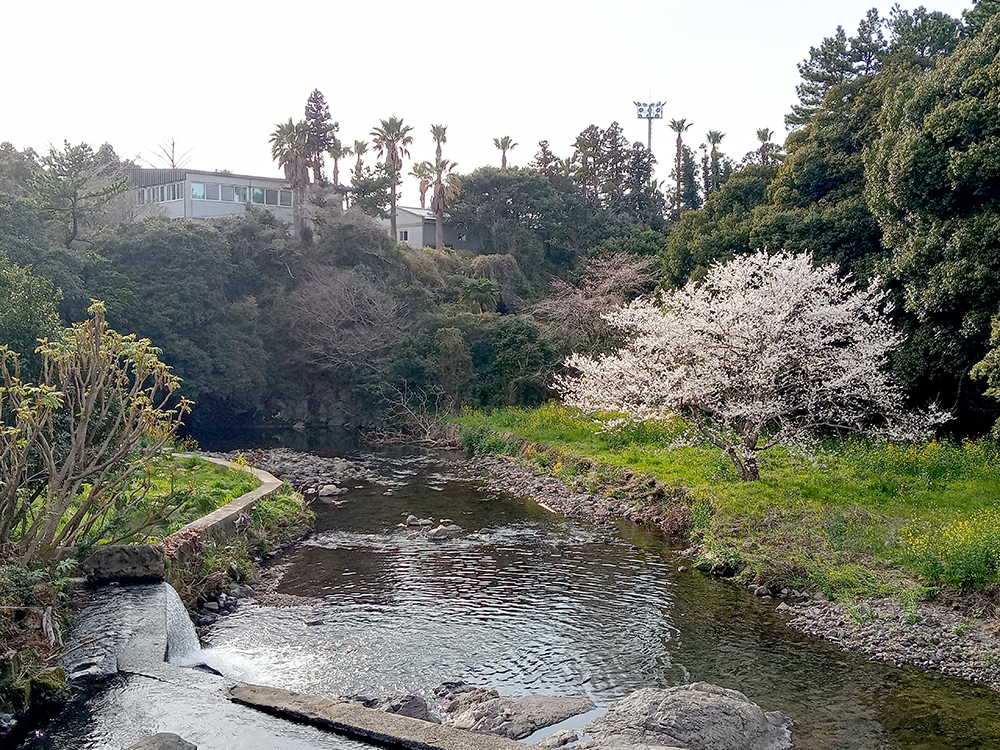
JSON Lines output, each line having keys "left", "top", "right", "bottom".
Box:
{"left": 634, "top": 101, "right": 665, "bottom": 153}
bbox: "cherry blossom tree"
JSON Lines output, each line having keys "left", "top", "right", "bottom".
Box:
{"left": 558, "top": 251, "right": 938, "bottom": 481}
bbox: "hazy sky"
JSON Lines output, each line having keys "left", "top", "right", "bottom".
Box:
{"left": 2, "top": 0, "right": 974, "bottom": 204}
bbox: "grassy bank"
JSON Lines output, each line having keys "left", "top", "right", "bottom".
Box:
{"left": 456, "top": 404, "right": 1000, "bottom": 604}
{"left": 166, "top": 482, "right": 315, "bottom": 607}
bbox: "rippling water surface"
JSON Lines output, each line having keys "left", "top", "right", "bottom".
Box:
{"left": 26, "top": 447, "right": 1000, "bottom": 749}
{"left": 205, "top": 449, "right": 1000, "bottom": 749}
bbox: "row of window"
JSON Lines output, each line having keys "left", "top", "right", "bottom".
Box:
{"left": 137, "top": 182, "right": 293, "bottom": 207}
{"left": 138, "top": 183, "right": 185, "bottom": 204}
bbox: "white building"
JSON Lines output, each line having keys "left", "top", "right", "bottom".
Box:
{"left": 380, "top": 206, "right": 476, "bottom": 250}
{"left": 128, "top": 168, "right": 294, "bottom": 222}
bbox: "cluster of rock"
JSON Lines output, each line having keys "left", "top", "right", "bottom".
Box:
{"left": 193, "top": 584, "right": 255, "bottom": 627}
{"left": 346, "top": 681, "right": 792, "bottom": 750}
{"left": 402, "top": 514, "right": 464, "bottom": 541}
{"left": 221, "top": 448, "right": 370, "bottom": 500}
{"left": 784, "top": 597, "right": 1000, "bottom": 690}
{"left": 433, "top": 681, "right": 596, "bottom": 740}
{"left": 468, "top": 454, "right": 690, "bottom": 535}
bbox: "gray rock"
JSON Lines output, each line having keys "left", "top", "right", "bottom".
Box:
{"left": 452, "top": 694, "right": 596, "bottom": 740}
{"left": 379, "top": 694, "right": 440, "bottom": 723}
{"left": 436, "top": 683, "right": 501, "bottom": 715}
{"left": 406, "top": 514, "right": 422, "bottom": 526}
{"left": 0, "top": 712, "right": 17, "bottom": 738}
{"left": 319, "top": 484, "right": 342, "bottom": 497}
{"left": 123, "top": 732, "right": 197, "bottom": 750}
{"left": 536, "top": 728, "right": 581, "bottom": 747}
{"left": 82, "top": 545, "right": 165, "bottom": 581}
{"left": 427, "top": 525, "right": 451, "bottom": 540}
{"left": 585, "top": 684, "right": 793, "bottom": 750}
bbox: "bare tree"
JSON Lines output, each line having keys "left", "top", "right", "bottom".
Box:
{"left": 532, "top": 253, "right": 657, "bottom": 355}
{"left": 283, "top": 269, "right": 408, "bottom": 371}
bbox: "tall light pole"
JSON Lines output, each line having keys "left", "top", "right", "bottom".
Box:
{"left": 634, "top": 101, "right": 665, "bottom": 153}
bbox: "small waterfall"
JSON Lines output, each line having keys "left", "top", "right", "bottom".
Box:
{"left": 62, "top": 581, "right": 206, "bottom": 678}
{"left": 164, "top": 583, "right": 201, "bottom": 664}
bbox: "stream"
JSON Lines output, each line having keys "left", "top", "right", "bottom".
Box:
{"left": 24, "top": 447, "right": 1000, "bottom": 749}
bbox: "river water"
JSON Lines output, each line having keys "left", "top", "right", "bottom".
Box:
{"left": 25, "top": 447, "right": 1000, "bottom": 748}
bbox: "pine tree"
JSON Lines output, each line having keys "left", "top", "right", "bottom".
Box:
{"left": 304, "top": 89, "right": 338, "bottom": 184}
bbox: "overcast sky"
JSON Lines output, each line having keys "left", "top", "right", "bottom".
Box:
{"left": 2, "top": 0, "right": 974, "bottom": 205}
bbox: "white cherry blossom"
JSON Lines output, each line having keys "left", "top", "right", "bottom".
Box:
{"left": 557, "top": 251, "right": 940, "bottom": 481}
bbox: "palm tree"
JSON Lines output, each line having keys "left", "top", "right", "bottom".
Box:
{"left": 705, "top": 130, "right": 725, "bottom": 194}
{"left": 460, "top": 277, "right": 500, "bottom": 313}
{"left": 429, "top": 156, "right": 460, "bottom": 251}
{"left": 270, "top": 118, "right": 310, "bottom": 239}
{"left": 352, "top": 140, "right": 369, "bottom": 177}
{"left": 431, "top": 124, "right": 448, "bottom": 161}
{"left": 669, "top": 119, "right": 693, "bottom": 219}
{"left": 327, "top": 137, "right": 351, "bottom": 187}
{"left": 493, "top": 136, "right": 517, "bottom": 169}
{"left": 410, "top": 161, "right": 434, "bottom": 209}
{"left": 371, "top": 116, "right": 415, "bottom": 241}
{"left": 757, "top": 128, "right": 776, "bottom": 166}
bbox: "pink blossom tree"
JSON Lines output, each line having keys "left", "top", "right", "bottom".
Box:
{"left": 558, "top": 251, "right": 937, "bottom": 481}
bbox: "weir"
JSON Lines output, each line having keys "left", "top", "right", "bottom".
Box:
{"left": 62, "top": 581, "right": 204, "bottom": 679}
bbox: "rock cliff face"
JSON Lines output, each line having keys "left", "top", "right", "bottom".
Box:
{"left": 575, "top": 683, "right": 793, "bottom": 750}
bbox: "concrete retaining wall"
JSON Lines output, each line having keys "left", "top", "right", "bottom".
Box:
{"left": 82, "top": 455, "right": 282, "bottom": 579}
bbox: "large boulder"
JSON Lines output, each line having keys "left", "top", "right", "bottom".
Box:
{"left": 580, "top": 683, "right": 793, "bottom": 750}
{"left": 451, "top": 694, "right": 596, "bottom": 740}
{"left": 378, "top": 693, "right": 440, "bottom": 723}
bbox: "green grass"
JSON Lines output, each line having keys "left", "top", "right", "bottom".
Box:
{"left": 456, "top": 403, "right": 1000, "bottom": 600}
{"left": 75, "top": 453, "right": 263, "bottom": 546}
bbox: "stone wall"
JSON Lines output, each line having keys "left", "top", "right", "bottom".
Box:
{"left": 81, "top": 455, "right": 282, "bottom": 579}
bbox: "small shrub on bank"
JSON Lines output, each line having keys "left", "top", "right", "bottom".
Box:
{"left": 167, "top": 484, "right": 314, "bottom": 607}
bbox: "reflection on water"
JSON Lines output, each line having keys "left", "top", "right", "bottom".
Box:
{"left": 24, "top": 449, "right": 1000, "bottom": 749}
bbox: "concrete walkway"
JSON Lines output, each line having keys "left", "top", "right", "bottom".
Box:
{"left": 228, "top": 684, "right": 528, "bottom": 750}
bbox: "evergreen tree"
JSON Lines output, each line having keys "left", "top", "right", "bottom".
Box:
{"left": 304, "top": 89, "right": 338, "bottom": 184}
{"left": 786, "top": 26, "right": 856, "bottom": 128}
{"left": 532, "top": 140, "right": 560, "bottom": 178}
{"left": 866, "top": 13, "right": 1000, "bottom": 430}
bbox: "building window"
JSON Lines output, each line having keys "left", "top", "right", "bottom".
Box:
{"left": 264, "top": 189, "right": 278, "bottom": 206}
{"left": 251, "top": 188, "right": 265, "bottom": 205}
{"left": 192, "top": 182, "right": 206, "bottom": 200}
{"left": 205, "top": 183, "right": 220, "bottom": 201}
{"left": 234, "top": 185, "right": 249, "bottom": 203}
{"left": 279, "top": 190, "right": 292, "bottom": 207}
{"left": 400, "top": 230, "right": 408, "bottom": 241}
{"left": 221, "top": 184, "right": 235, "bottom": 202}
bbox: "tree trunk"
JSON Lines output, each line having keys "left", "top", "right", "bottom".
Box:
{"left": 436, "top": 211, "right": 444, "bottom": 251}
{"left": 390, "top": 187, "right": 398, "bottom": 243}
